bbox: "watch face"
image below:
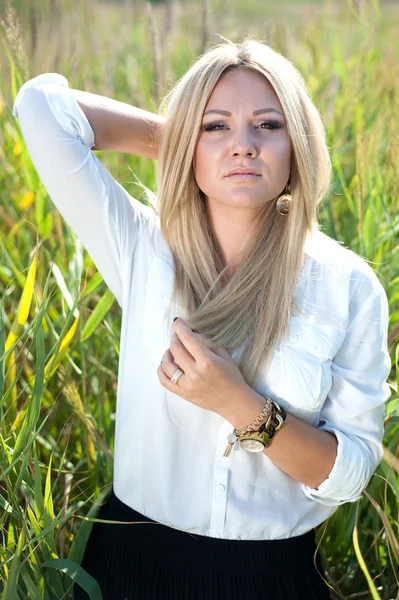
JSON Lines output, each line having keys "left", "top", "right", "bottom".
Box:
{"left": 239, "top": 439, "right": 264, "bottom": 453}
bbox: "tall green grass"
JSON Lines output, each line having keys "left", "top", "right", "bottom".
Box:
{"left": 0, "top": 0, "right": 398, "bottom": 597}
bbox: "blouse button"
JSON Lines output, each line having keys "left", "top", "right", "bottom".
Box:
{"left": 217, "top": 484, "right": 226, "bottom": 493}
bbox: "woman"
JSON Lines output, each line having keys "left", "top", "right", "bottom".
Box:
{"left": 13, "top": 38, "right": 391, "bottom": 599}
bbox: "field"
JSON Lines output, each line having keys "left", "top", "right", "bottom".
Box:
{"left": 0, "top": 0, "right": 398, "bottom": 598}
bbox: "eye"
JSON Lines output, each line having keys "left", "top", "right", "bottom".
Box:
{"left": 258, "top": 121, "right": 282, "bottom": 130}
{"left": 201, "top": 120, "right": 282, "bottom": 132}
{"left": 200, "top": 122, "right": 226, "bottom": 132}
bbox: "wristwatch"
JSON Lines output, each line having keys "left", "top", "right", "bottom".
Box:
{"left": 237, "top": 401, "right": 287, "bottom": 453}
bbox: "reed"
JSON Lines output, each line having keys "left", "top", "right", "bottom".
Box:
{"left": 145, "top": 3, "right": 157, "bottom": 96}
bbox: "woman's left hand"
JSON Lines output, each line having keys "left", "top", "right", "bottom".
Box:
{"left": 157, "top": 317, "right": 251, "bottom": 421}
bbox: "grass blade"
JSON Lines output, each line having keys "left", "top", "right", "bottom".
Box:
{"left": 80, "top": 289, "right": 115, "bottom": 342}
{"left": 42, "top": 558, "right": 103, "bottom": 600}
{"left": 352, "top": 522, "right": 381, "bottom": 600}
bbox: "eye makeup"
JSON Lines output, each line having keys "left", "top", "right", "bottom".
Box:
{"left": 201, "top": 120, "right": 283, "bottom": 132}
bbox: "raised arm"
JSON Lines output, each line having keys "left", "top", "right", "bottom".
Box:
{"left": 70, "top": 89, "right": 165, "bottom": 157}
{"left": 13, "top": 73, "right": 162, "bottom": 308}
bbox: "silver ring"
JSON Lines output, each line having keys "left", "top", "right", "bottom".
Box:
{"left": 171, "top": 368, "right": 184, "bottom": 384}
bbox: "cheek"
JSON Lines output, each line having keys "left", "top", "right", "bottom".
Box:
{"left": 193, "top": 142, "right": 205, "bottom": 180}
{"left": 194, "top": 140, "right": 206, "bottom": 170}
{"left": 193, "top": 143, "right": 215, "bottom": 190}
{"left": 277, "top": 136, "right": 292, "bottom": 164}
{"left": 262, "top": 138, "right": 291, "bottom": 174}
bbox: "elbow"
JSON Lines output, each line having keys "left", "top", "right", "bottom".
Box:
{"left": 306, "top": 431, "right": 339, "bottom": 490}
{"left": 341, "top": 457, "right": 378, "bottom": 503}
{"left": 300, "top": 432, "right": 383, "bottom": 507}
{"left": 13, "top": 73, "right": 68, "bottom": 120}
{"left": 13, "top": 86, "right": 44, "bottom": 123}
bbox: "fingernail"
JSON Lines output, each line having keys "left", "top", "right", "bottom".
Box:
{"left": 173, "top": 317, "right": 178, "bottom": 322}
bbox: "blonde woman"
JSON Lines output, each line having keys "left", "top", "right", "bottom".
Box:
{"left": 13, "top": 38, "right": 390, "bottom": 599}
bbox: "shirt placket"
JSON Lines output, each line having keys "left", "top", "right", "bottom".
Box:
{"left": 209, "top": 422, "right": 234, "bottom": 538}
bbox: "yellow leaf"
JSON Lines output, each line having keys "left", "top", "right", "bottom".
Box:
{"left": 5, "top": 330, "right": 18, "bottom": 354}
{"left": 44, "top": 314, "right": 80, "bottom": 380}
{"left": 0, "top": 546, "right": 8, "bottom": 578}
{"left": 87, "top": 430, "right": 96, "bottom": 462}
{"left": 27, "top": 506, "right": 42, "bottom": 537}
{"left": 44, "top": 455, "right": 55, "bottom": 521}
{"left": 19, "top": 191, "right": 35, "bottom": 210}
{"left": 60, "top": 314, "right": 80, "bottom": 354}
{"left": 17, "top": 252, "right": 37, "bottom": 326}
{"left": 352, "top": 523, "right": 381, "bottom": 600}
{"left": 12, "top": 408, "right": 25, "bottom": 432}
{"left": 6, "top": 521, "right": 15, "bottom": 551}
{"left": 23, "top": 361, "right": 36, "bottom": 388}
{"left": 5, "top": 355, "right": 17, "bottom": 405}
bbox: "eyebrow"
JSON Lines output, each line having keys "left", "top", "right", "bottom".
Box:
{"left": 203, "top": 108, "right": 284, "bottom": 117}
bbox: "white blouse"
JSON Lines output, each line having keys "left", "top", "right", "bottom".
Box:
{"left": 13, "top": 73, "right": 392, "bottom": 540}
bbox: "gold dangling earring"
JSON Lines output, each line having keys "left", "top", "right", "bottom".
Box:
{"left": 275, "top": 182, "right": 292, "bottom": 216}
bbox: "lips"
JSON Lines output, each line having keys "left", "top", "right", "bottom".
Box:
{"left": 227, "top": 173, "right": 261, "bottom": 181}
{"left": 225, "top": 168, "right": 261, "bottom": 177}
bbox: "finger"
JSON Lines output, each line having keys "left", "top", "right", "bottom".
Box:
{"left": 195, "top": 332, "right": 215, "bottom": 348}
{"left": 173, "top": 318, "right": 210, "bottom": 365}
{"left": 157, "top": 363, "right": 178, "bottom": 393}
{"left": 169, "top": 331, "right": 196, "bottom": 373}
{"left": 190, "top": 326, "right": 217, "bottom": 349}
{"left": 157, "top": 361, "right": 188, "bottom": 400}
{"left": 160, "top": 348, "right": 179, "bottom": 378}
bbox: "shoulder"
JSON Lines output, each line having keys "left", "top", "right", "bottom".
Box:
{"left": 138, "top": 204, "right": 177, "bottom": 265}
{"left": 305, "top": 228, "right": 384, "bottom": 299}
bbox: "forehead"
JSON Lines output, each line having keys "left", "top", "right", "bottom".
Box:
{"left": 205, "top": 69, "right": 279, "bottom": 109}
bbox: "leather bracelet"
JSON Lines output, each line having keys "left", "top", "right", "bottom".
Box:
{"left": 257, "top": 403, "right": 286, "bottom": 438}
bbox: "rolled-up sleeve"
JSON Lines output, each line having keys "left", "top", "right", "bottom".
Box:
{"left": 12, "top": 73, "right": 154, "bottom": 308}
{"left": 300, "top": 266, "right": 391, "bottom": 506}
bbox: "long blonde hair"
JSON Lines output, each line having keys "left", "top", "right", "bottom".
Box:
{"left": 155, "top": 38, "right": 332, "bottom": 390}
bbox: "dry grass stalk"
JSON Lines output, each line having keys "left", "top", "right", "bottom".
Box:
{"left": 0, "top": 1, "right": 28, "bottom": 79}
{"left": 57, "top": 364, "right": 113, "bottom": 462}
{"left": 58, "top": 469, "right": 73, "bottom": 558}
{"left": 353, "top": 0, "right": 366, "bottom": 16}
{"left": 160, "top": 1, "right": 174, "bottom": 50}
{"left": 201, "top": 0, "right": 210, "bottom": 54}
{"left": 383, "top": 447, "right": 399, "bottom": 473}
{"left": 146, "top": 1, "right": 162, "bottom": 103}
{"left": 28, "top": 0, "right": 38, "bottom": 62}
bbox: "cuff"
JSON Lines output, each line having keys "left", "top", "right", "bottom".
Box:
{"left": 299, "top": 424, "right": 379, "bottom": 507}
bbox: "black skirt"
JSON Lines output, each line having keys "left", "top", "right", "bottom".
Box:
{"left": 72, "top": 488, "right": 331, "bottom": 600}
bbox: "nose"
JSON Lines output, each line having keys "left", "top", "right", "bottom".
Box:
{"left": 230, "top": 126, "right": 257, "bottom": 157}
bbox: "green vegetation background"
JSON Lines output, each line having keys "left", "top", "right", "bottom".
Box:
{"left": 0, "top": 0, "right": 398, "bottom": 598}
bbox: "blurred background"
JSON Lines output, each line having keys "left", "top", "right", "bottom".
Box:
{"left": 0, "top": 1, "right": 398, "bottom": 598}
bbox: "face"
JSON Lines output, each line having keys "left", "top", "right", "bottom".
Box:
{"left": 194, "top": 69, "right": 292, "bottom": 216}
